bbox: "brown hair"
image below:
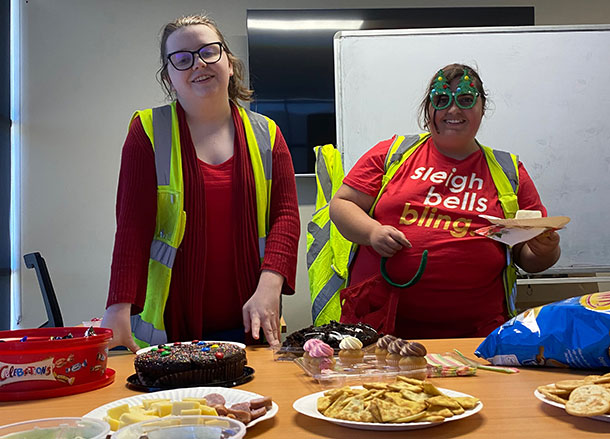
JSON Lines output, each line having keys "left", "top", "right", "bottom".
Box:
{"left": 157, "top": 14, "right": 253, "bottom": 102}
{"left": 417, "top": 63, "right": 487, "bottom": 131}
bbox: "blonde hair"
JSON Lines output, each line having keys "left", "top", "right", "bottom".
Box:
{"left": 157, "top": 14, "right": 253, "bottom": 102}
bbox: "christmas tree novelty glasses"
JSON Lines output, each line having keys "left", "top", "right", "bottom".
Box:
{"left": 429, "top": 69, "right": 480, "bottom": 110}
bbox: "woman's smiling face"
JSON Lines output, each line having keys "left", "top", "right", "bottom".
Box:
{"left": 429, "top": 77, "right": 484, "bottom": 154}
{"left": 165, "top": 24, "right": 233, "bottom": 104}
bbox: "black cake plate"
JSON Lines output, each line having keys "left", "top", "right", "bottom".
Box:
{"left": 126, "top": 366, "right": 255, "bottom": 392}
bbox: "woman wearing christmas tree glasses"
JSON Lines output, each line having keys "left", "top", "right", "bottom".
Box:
{"left": 329, "top": 63, "right": 560, "bottom": 339}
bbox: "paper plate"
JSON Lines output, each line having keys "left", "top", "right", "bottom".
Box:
{"left": 85, "top": 386, "right": 278, "bottom": 430}
{"left": 479, "top": 214, "right": 570, "bottom": 229}
{"left": 293, "top": 386, "right": 482, "bottom": 431}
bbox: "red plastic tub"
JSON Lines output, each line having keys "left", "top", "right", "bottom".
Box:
{"left": 0, "top": 327, "right": 114, "bottom": 401}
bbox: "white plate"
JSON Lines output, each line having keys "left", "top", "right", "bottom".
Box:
{"left": 136, "top": 340, "right": 246, "bottom": 355}
{"left": 293, "top": 386, "right": 482, "bottom": 431}
{"left": 85, "top": 387, "right": 278, "bottom": 429}
{"left": 534, "top": 388, "right": 610, "bottom": 422}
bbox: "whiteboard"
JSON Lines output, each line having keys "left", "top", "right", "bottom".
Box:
{"left": 334, "top": 25, "right": 610, "bottom": 272}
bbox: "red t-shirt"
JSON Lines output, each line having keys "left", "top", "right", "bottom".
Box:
{"left": 198, "top": 157, "right": 242, "bottom": 333}
{"left": 343, "top": 137, "right": 546, "bottom": 338}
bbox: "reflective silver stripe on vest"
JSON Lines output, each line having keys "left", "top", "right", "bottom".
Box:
{"left": 493, "top": 150, "right": 518, "bottom": 192}
{"left": 316, "top": 150, "right": 332, "bottom": 202}
{"left": 259, "top": 237, "right": 266, "bottom": 260}
{"left": 150, "top": 239, "right": 178, "bottom": 268}
{"left": 306, "top": 220, "right": 330, "bottom": 269}
{"left": 312, "top": 271, "right": 345, "bottom": 323}
{"left": 152, "top": 105, "right": 173, "bottom": 186}
{"left": 131, "top": 314, "right": 167, "bottom": 346}
{"left": 386, "top": 134, "right": 421, "bottom": 171}
{"left": 244, "top": 108, "right": 272, "bottom": 180}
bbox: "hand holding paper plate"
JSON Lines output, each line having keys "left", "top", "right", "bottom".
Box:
{"left": 475, "top": 210, "right": 570, "bottom": 247}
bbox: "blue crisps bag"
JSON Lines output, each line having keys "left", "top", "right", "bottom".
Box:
{"left": 475, "top": 292, "right": 610, "bottom": 369}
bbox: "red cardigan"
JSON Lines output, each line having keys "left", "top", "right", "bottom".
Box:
{"left": 106, "top": 102, "right": 300, "bottom": 342}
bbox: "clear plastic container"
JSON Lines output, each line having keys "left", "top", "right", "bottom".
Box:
{"left": 110, "top": 415, "right": 246, "bottom": 439}
{"left": 0, "top": 417, "right": 110, "bottom": 439}
{"left": 294, "top": 353, "right": 428, "bottom": 388}
{"left": 273, "top": 342, "right": 377, "bottom": 362}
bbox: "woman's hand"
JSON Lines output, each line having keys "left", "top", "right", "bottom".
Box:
{"left": 369, "top": 224, "right": 412, "bottom": 257}
{"left": 514, "top": 230, "right": 561, "bottom": 273}
{"left": 101, "top": 303, "right": 140, "bottom": 353}
{"left": 242, "top": 270, "right": 283, "bottom": 347}
{"left": 330, "top": 184, "right": 410, "bottom": 256}
{"left": 527, "top": 230, "right": 560, "bottom": 257}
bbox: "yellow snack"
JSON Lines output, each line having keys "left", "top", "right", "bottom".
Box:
{"left": 170, "top": 401, "right": 200, "bottom": 415}
{"left": 392, "top": 412, "right": 426, "bottom": 423}
{"left": 183, "top": 397, "right": 210, "bottom": 406}
{"left": 422, "top": 382, "right": 444, "bottom": 396}
{"left": 400, "top": 389, "right": 429, "bottom": 403}
{"left": 371, "top": 398, "right": 426, "bottom": 422}
{"left": 150, "top": 401, "right": 173, "bottom": 417}
{"left": 425, "top": 405, "right": 454, "bottom": 418}
{"left": 141, "top": 398, "right": 171, "bottom": 409}
{"left": 106, "top": 403, "right": 130, "bottom": 421}
{"left": 104, "top": 394, "right": 272, "bottom": 431}
{"left": 316, "top": 377, "right": 480, "bottom": 424}
{"left": 396, "top": 376, "right": 425, "bottom": 386}
{"left": 200, "top": 405, "right": 219, "bottom": 416}
{"left": 539, "top": 389, "right": 569, "bottom": 405}
{"left": 333, "top": 398, "right": 370, "bottom": 422}
{"left": 103, "top": 416, "right": 120, "bottom": 431}
{"left": 418, "top": 415, "right": 445, "bottom": 423}
{"left": 118, "top": 412, "right": 158, "bottom": 428}
{"left": 565, "top": 385, "right": 610, "bottom": 417}
{"left": 555, "top": 379, "right": 586, "bottom": 391}
{"left": 317, "top": 396, "right": 333, "bottom": 413}
{"left": 453, "top": 396, "right": 480, "bottom": 410}
{"left": 537, "top": 374, "right": 610, "bottom": 418}
{"left": 388, "top": 382, "right": 422, "bottom": 393}
{"left": 426, "top": 395, "right": 462, "bottom": 410}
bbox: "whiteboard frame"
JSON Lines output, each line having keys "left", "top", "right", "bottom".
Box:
{"left": 334, "top": 24, "right": 610, "bottom": 274}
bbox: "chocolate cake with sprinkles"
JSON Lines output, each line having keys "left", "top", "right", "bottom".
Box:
{"left": 134, "top": 342, "right": 247, "bottom": 387}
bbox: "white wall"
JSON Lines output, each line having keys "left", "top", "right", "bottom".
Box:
{"left": 16, "top": 0, "right": 610, "bottom": 335}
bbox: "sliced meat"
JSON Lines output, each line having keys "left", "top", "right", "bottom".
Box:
{"left": 249, "top": 396, "right": 273, "bottom": 410}
{"left": 250, "top": 406, "right": 267, "bottom": 420}
{"left": 230, "top": 402, "right": 251, "bottom": 412}
{"left": 204, "top": 393, "right": 226, "bottom": 406}
{"left": 212, "top": 404, "right": 228, "bottom": 416}
{"left": 226, "top": 407, "right": 252, "bottom": 425}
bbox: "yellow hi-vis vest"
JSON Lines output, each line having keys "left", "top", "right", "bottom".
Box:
{"left": 307, "top": 145, "right": 352, "bottom": 326}
{"left": 307, "top": 133, "right": 520, "bottom": 326}
{"left": 129, "top": 101, "right": 277, "bottom": 348}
